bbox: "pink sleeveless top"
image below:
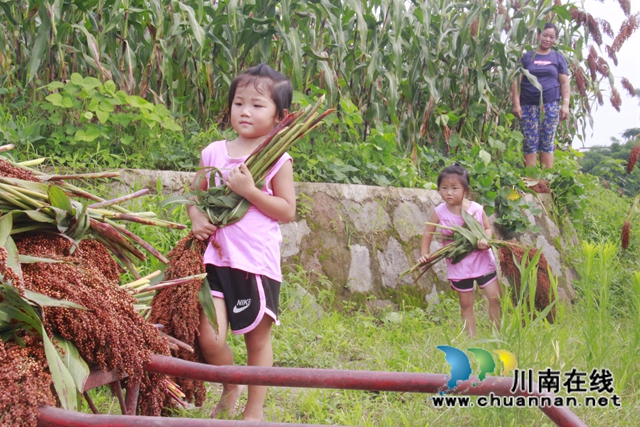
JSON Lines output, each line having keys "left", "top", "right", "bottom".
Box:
{"left": 435, "top": 201, "right": 497, "bottom": 281}
{"left": 201, "top": 140, "right": 292, "bottom": 282}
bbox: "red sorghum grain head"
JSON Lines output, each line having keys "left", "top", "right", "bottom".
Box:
{"left": 610, "top": 86, "right": 622, "bottom": 112}
{"left": 618, "top": 0, "right": 630, "bottom": 17}
{"left": 621, "top": 221, "right": 631, "bottom": 250}
{"left": 0, "top": 158, "right": 38, "bottom": 181}
{"left": 605, "top": 45, "right": 618, "bottom": 66}
{"left": 612, "top": 13, "right": 639, "bottom": 52}
{"left": 596, "top": 56, "right": 610, "bottom": 78}
{"left": 0, "top": 337, "right": 55, "bottom": 427}
{"left": 470, "top": 19, "right": 479, "bottom": 37}
{"left": 148, "top": 233, "right": 209, "bottom": 406}
{"left": 573, "top": 66, "right": 588, "bottom": 98}
{"left": 571, "top": 9, "right": 586, "bottom": 26}
{"left": 621, "top": 77, "right": 635, "bottom": 97}
{"left": 598, "top": 18, "right": 614, "bottom": 38}
{"left": 498, "top": 243, "right": 555, "bottom": 323}
{"left": 587, "top": 45, "right": 598, "bottom": 80}
{"left": 627, "top": 144, "right": 640, "bottom": 174}
{"left": 587, "top": 13, "right": 603, "bottom": 45}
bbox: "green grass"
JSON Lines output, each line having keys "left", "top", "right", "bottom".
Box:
{"left": 81, "top": 179, "right": 639, "bottom": 426}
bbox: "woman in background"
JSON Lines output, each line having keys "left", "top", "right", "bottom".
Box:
{"left": 511, "top": 23, "right": 570, "bottom": 169}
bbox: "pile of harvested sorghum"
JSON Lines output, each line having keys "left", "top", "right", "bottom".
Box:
{"left": 9, "top": 232, "right": 173, "bottom": 417}
{"left": 0, "top": 336, "right": 56, "bottom": 426}
{"left": 0, "top": 157, "right": 37, "bottom": 181}
{"left": 498, "top": 242, "right": 555, "bottom": 323}
{"left": 148, "top": 234, "right": 208, "bottom": 406}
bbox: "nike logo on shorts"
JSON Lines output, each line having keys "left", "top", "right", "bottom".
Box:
{"left": 233, "top": 298, "right": 252, "bottom": 313}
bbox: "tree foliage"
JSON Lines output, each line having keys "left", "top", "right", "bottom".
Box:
{"left": 580, "top": 139, "right": 640, "bottom": 196}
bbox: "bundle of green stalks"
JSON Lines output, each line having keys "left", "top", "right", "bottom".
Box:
{"left": 0, "top": 145, "right": 185, "bottom": 279}
{"left": 401, "top": 210, "right": 518, "bottom": 281}
{"left": 161, "top": 96, "right": 334, "bottom": 227}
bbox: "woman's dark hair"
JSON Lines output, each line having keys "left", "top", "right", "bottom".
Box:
{"left": 437, "top": 163, "right": 471, "bottom": 193}
{"left": 538, "top": 23, "right": 559, "bottom": 38}
{"left": 228, "top": 63, "right": 293, "bottom": 121}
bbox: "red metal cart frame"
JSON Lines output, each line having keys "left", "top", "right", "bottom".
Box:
{"left": 37, "top": 354, "right": 587, "bottom": 427}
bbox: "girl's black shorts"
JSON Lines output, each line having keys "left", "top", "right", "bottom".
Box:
{"left": 206, "top": 265, "right": 280, "bottom": 334}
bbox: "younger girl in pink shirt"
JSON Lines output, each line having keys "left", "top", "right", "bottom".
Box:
{"left": 188, "top": 64, "right": 296, "bottom": 421}
{"left": 420, "top": 163, "right": 501, "bottom": 337}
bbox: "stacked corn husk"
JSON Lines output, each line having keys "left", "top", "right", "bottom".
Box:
{"left": 160, "top": 95, "right": 334, "bottom": 227}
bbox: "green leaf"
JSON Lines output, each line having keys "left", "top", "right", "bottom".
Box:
{"left": 48, "top": 185, "right": 73, "bottom": 214}
{"left": 18, "top": 255, "right": 63, "bottom": 264}
{"left": 0, "top": 285, "right": 41, "bottom": 332}
{"left": 47, "top": 82, "right": 65, "bottom": 90}
{"left": 479, "top": 149, "right": 491, "bottom": 165}
{"left": 81, "top": 77, "right": 102, "bottom": 90}
{"left": 103, "top": 80, "right": 117, "bottom": 94}
{"left": 178, "top": 2, "right": 205, "bottom": 48}
{"left": 70, "top": 73, "right": 84, "bottom": 85}
{"left": 161, "top": 117, "right": 182, "bottom": 131}
{"left": 61, "top": 97, "right": 74, "bottom": 108}
{"left": 0, "top": 215, "right": 23, "bottom": 287}
{"left": 96, "top": 110, "right": 110, "bottom": 124}
{"left": 23, "top": 289, "right": 85, "bottom": 309}
{"left": 126, "top": 95, "right": 153, "bottom": 110}
{"left": 42, "top": 327, "right": 78, "bottom": 410}
{"left": 198, "top": 277, "right": 218, "bottom": 338}
{"left": 46, "top": 93, "right": 64, "bottom": 106}
{"left": 26, "top": 18, "right": 51, "bottom": 83}
{"left": 0, "top": 211, "right": 12, "bottom": 246}
{"left": 55, "top": 335, "right": 90, "bottom": 393}
{"left": 74, "top": 126, "right": 101, "bottom": 142}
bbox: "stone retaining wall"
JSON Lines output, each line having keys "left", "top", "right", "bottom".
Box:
{"left": 117, "top": 169, "right": 577, "bottom": 304}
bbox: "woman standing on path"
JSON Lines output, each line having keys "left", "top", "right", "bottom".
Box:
{"left": 511, "top": 23, "right": 571, "bottom": 169}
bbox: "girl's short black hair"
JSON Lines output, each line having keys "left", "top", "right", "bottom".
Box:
{"left": 538, "top": 22, "right": 559, "bottom": 37}
{"left": 437, "top": 163, "right": 471, "bottom": 193}
{"left": 228, "top": 63, "right": 293, "bottom": 121}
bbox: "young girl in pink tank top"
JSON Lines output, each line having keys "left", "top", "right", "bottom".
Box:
{"left": 420, "top": 163, "right": 501, "bottom": 337}
{"left": 187, "top": 64, "right": 296, "bottom": 421}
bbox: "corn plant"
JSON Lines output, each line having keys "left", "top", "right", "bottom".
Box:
{"left": 1, "top": 0, "right": 637, "bottom": 159}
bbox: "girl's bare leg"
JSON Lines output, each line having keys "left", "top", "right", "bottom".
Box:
{"left": 241, "top": 316, "right": 274, "bottom": 421}
{"left": 483, "top": 280, "right": 502, "bottom": 331}
{"left": 457, "top": 291, "right": 477, "bottom": 337}
{"left": 197, "top": 299, "right": 244, "bottom": 418}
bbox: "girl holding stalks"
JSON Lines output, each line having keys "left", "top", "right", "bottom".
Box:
{"left": 188, "top": 63, "right": 296, "bottom": 421}
{"left": 420, "top": 164, "right": 501, "bottom": 337}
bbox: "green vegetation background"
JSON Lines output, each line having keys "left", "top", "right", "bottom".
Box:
{"left": 2, "top": 0, "right": 640, "bottom": 424}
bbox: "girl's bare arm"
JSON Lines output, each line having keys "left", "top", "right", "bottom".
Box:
{"left": 188, "top": 158, "right": 218, "bottom": 241}
{"left": 420, "top": 210, "right": 440, "bottom": 262}
{"left": 477, "top": 210, "right": 492, "bottom": 250}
